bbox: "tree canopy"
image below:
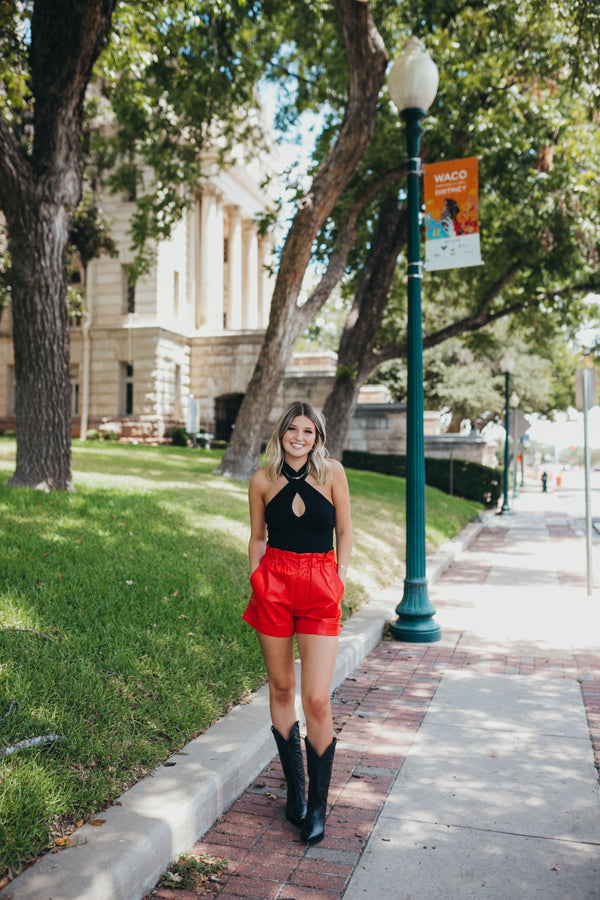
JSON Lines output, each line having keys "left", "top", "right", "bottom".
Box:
{"left": 2, "top": 0, "right": 599, "bottom": 486}
{"left": 304, "top": 0, "right": 600, "bottom": 456}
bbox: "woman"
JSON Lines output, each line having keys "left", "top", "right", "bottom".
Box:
{"left": 243, "top": 400, "right": 352, "bottom": 844}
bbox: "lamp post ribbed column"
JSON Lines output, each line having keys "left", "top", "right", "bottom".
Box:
{"left": 387, "top": 38, "right": 441, "bottom": 643}
{"left": 499, "top": 354, "right": 515, "bottom": 515}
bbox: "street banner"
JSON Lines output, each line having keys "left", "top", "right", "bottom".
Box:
{"left": 423, "top": 156, "right": 482, "bottom": 271}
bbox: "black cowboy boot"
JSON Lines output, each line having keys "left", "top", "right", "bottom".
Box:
{"left": 300, "top": 735, "right": 336, "bottom": 845}
{"left": 271, "top": 722, "right": 307, "bottom": 827}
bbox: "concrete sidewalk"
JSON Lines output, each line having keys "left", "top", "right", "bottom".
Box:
{"left": 3, "top": 485, "right": 600, "bottom": 899}
{"left": 344, "top": 485, "right": 600, "bottom": 900}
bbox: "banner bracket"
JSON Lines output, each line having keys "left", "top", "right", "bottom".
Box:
{"left": 407, "top": 261, "right": 424, "bottom": 280}
{"left": 407, "top": 157, "right": 424, "bottom": 175}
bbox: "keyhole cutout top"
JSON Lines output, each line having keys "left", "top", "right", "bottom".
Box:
{"left": 291, "top": 492, "right": 306, "bottom": 518}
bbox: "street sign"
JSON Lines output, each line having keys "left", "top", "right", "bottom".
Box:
{"left": 186, "top": 397, "right": 200, "bottom": 435}
{"left": 575, "top": 367, "right": 598, "bottom": 412}
{"left": 514, "top": 409, "right": 529, "bottom": 440}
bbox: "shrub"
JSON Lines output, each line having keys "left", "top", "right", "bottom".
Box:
{"left": 342, "top": 449, "right": 500, "bottom": 507}
{"left": 102, "top": 430, "right": 120, "bottom": 441}
{"left": 85, "top": 429, "right": 101, "bottom": 441}
{"left": 167, "top": 426, "right": 189, "bottom": 447}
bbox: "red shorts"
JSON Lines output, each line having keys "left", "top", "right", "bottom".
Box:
{"left": 242, "top": 546, "right": 344, "bottom": 637}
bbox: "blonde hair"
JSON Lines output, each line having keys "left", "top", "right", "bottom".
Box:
{"left": 264, "top": 401, "right": 331, "bottom": 484}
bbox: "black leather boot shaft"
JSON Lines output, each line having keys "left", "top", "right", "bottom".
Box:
{"left": 271, "top": 722, "right": 307, "bottom": 827}
{"left": 300, "top": 735, "right": 336, "bottom": 845}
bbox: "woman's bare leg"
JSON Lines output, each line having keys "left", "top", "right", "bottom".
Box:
{"left": 297, "top": 633, "right": 338, "bottom": 755}
{"left": 257, "top": 632, "right": 297, "bottom": 737}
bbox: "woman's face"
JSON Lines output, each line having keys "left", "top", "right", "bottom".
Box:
{"left": 282, "top": 415, "right": 317, "bottom": 465}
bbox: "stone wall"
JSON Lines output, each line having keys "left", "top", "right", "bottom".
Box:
{"left": 347, "top": 404, "right": 407, "bottom": 454}
{"left": 424, "top": 433, "right": 498, "bottom": 468}
{"left": 346, "top": 404, "right": 496, "bottom": 466}
{"left": 189, "top": 332, "right": 265, "bottom": 416}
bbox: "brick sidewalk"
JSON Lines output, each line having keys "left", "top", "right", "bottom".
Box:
{"left": 148, "top": 635, "right": 600, "bottom": 900}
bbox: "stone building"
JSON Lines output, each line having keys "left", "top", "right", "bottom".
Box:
{"left": 0, "top": 156, "right": 278, "bottom": 442}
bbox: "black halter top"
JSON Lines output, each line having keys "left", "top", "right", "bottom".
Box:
{"left": 265, "top": 462, "right": 335, "bottom": 553}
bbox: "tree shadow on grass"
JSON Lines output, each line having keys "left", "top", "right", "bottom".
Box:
{"left": 0, "top": 480, "right": 264, "bottom": 872}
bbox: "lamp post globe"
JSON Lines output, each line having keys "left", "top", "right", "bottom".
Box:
{"left": 388, "top": 37, "right": 441, "bottom": 643}
{"left": 499, "top": 354, "right": 515, "bottom": 514}
{"left": 387, "top": 36, "right": 439, "bottom": 113}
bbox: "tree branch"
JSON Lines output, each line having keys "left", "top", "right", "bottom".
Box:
{"left": 263, "top": 0, "right": 388, "bottom": 332}
{"left": 1, "top": 733, "right": 63, "bottom": 757}
{"left": 1, "top": 625, "right": 57, "bottom": 641}
{"left": 299, "top": 167, "right": 404, "bottom": 326}
{"left": 0, "top": 701, "right": 16, "bottom": 723}
{"left": 0, "top": 117, "right": 33, "bottom": 217}
{"left": 370, "top": 262, "right": 522, "bottom": 368}
{"left": 533, "top": 277, "right": 600, "bottom": 302}
{"left": 30, "top": 0, "right": 118, "bottom": 183}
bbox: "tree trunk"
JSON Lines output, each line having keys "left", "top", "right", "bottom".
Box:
{"left": 322, "top": 376, "right": 363, "bottom": 463}
{"left": 323, "top": 195, "right": 406, "bottom": 461}
{"left": 0, "top": 0, "right": 117, "bottom": 489}
{"left": 215, "top": 0, "right": 388, "bottom": 480}
{"left": 8, "top": 203, "right": 73, "bottom": 489}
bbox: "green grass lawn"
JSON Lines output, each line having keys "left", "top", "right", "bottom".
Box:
{"left": 0, "top": 439, "right": 481, "bottom": 875}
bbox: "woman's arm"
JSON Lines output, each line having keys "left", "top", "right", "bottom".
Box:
{"left": 248, "top": 470, "right": 268, "bottom": 574}
{"left": 330, "top": 460, "right": 352, "bottom": 585}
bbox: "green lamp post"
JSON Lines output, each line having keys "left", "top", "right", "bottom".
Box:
{"left": 388, "top": 37, "right": 441, "bottom": 643}
{"left": 499, "top": 353, "right": 515, "bottom": 514}
{"left": 510, "top": 391, "right": 520, "bottom": 499}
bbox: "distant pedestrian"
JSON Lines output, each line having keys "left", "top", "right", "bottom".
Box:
{"left": 542, "top": 471, "right": 548, "bottom": 492}
{"left": 243, "top": 400, "right": 352, "bottom": 844}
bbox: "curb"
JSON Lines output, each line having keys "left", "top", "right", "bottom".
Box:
{"left": 1, "top": 512, "right": 489, "bottom": 900}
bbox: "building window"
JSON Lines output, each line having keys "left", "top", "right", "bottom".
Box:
{"left": 71, "top": 365, "right": 79, "bottom": 416}
{"left": 174, "top": 364, "right": 181, "bottom": 417}
{"left": 121, "top": 362, "right": 134, "bottom": 416}
{"left": 69, "top": 265, "right": 84, "bottom": 327}
{"left": 121, "top": 266, "right": 135, "bottom": 315}
{"left": 123, "top": 165, "right": 137, "bottom": 202}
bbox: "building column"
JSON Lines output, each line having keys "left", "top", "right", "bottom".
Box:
{"left": 242, "top": 220, "right": 259, "bottom": 330}
{"left": 79, "top": 260, "right": 93, "bottom": 439}
{"left": 227, "top": 206, "right": 243, "bottom": 330}
{"left": 258, "top": 236, "right": 275, "bottom": 329}
{"left": 197, "top": 189, "right": 224, "bottom": 330}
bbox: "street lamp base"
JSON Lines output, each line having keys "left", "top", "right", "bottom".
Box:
{"left": 390, "top": 577, "right": 441, "bottom": 643}
{"left": 389, "top": 616, "right": 441, "bottom": 642}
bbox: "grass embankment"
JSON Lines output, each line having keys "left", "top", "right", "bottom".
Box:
{"left": 0, "top": 440, "right": 480, "bottom": 875}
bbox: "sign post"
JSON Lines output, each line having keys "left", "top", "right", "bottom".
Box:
{"left": 576, "top": 368, "right": 598, "bottom": 595}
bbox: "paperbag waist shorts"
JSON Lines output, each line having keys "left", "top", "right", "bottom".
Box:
{"left": 242, "top": 545, "right": 344, "bottom": 637}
